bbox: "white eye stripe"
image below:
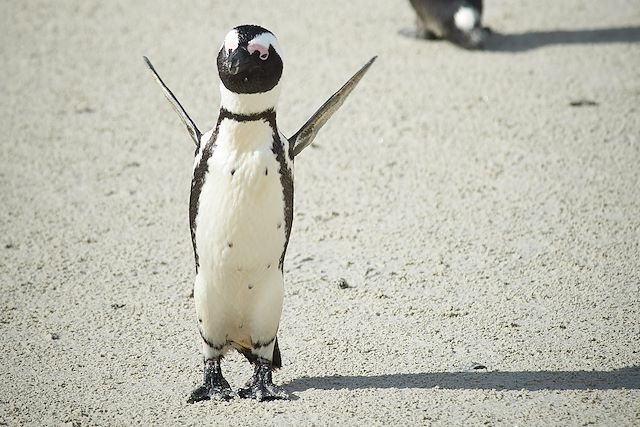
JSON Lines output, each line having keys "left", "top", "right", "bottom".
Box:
{"left": 223, "top": 29, "right": 239, "bottom": 52}
{"left": 220, "top": 29, "right": 282, "bottom": 61}
{"left": 248, "top": 43, "right": 270, "bottom": 60}
{"left": 248, "top": 32, "right": 281, "bottom": 57}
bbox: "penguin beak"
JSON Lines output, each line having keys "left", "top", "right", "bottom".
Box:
{"left": 227, "top": 47, "right": 252, "bottom": 75}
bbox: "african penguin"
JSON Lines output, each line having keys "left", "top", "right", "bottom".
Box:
{"left": 407, "top": 0, "right": 490, "bottom": 49}
{"left": 144, "top": 26, "right": 375, "bottom": 402}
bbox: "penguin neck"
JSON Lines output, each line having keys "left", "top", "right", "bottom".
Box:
{"left": 219, "top": 82, "right": 280, "bottom": 116}
{"left": 216, "top": 83, "right": 280, "bottom": 152}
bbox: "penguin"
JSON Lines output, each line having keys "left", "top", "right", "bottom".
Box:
{"left": 144, "top": 25, "right": 375, "bottom": 402}
{"left": 407, "top": 0, "right": 490, "bottom": 49}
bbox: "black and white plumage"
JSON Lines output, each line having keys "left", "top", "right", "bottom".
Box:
{"left": 144, "top": 25, "right": 375, "bottom": 402}
{"left": 407, "top": 0, "right": 490, "bottom": 49}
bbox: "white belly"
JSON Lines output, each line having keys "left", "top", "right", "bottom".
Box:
{"left": 193, "top": 119, "right": 287, "bottom": 347}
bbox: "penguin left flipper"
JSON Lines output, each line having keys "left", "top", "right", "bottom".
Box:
{"left": 289, "top": 56, "right": 377, "bottom": 157}
{"left": 143, "top": 56, "right": 202, "bottom": 147}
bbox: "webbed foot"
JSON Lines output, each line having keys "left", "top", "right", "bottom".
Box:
{"left": 187, "top": 359, "right": 234, "bottom": 403}
{"left": 238, "top": 359, "right": 288, "bottom": 401}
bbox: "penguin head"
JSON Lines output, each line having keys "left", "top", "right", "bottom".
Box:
{"left": 217, "top": 25, "right": 283, "bottom": 95}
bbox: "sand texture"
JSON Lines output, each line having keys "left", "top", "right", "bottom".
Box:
{"left": 1, "top": 0, "right": 639, "bottom": 425}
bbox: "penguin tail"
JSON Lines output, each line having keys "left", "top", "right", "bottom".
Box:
{"left": 271, "top": 336, "right": 282, "bottom": 370}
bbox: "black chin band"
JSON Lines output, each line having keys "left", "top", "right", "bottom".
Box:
{"left": 218, "top": 107, "right": 276, "bottom": 125}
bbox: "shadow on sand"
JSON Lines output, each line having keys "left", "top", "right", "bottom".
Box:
{"left": 485, "top": 25, "right": 640, "bottom": 52}
{"left": 285, "top": 366, "right": 640, "bottom": 392}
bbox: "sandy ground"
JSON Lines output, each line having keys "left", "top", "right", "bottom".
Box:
{"left": 1, "top": 0, "right": 640, "bottom": 425}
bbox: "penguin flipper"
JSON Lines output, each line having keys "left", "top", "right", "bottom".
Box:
{"left": 289, "top": 56, "right": 377, "bottom": 157}
{"left": 143, "top": 56, "right": 202, "bottom": 147}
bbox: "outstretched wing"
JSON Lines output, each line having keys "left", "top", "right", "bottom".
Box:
{"left": 289, "top": 56, "right": 377, "bottom": 157}
{"left": 143, "top": 56, "right": 202, "bottom": 147}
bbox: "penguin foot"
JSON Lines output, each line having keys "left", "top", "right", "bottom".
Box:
{"left": 187, "top": 359, "right": 234, "bottom": 403}
{"left": 238, "top": 359, "right": 288, "bottom": 401}
{"left": 188, "top": 382, "right": 234, "bottom": 403}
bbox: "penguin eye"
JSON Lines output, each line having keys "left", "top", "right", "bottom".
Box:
{"left": 248, "top": 43, "right": 269, "bottom": 61}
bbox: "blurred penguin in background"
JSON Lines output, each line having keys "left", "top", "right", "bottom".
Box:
{"left": 407, "top": 0, "right": 490, "bottom": 49}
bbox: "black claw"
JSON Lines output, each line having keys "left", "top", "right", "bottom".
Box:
{"left": 187, "top": 359, "right": 234, "bottom": 403}
{"left": 238, "top": 359, "right": 289, "bottom": 401}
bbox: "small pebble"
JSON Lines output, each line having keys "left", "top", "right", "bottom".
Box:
{"left": 470, "top": 363, "right": 487, "bottom": 370}
{"left": 569, "top": 99, "right": 598, "bottom": 107}
{"left": 335, "top": 278, "right": 350, "bottom": 289}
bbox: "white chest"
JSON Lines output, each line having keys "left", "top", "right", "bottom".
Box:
{"left": 194, "top": 119, "right": 287, "bottom": 282}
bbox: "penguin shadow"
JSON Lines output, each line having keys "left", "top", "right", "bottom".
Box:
{"left": 285, "top": 366, "right": 640, "bottom": 393}
{"left": 484, "top": 25, "right": 640, "bottom": 52}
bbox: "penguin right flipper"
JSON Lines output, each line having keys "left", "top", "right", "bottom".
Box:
{"left": 289, "top": 56, "right": 377, "bottom": 157}
{"left": 143, "top": 56, "right": 202, "bottom": 147}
